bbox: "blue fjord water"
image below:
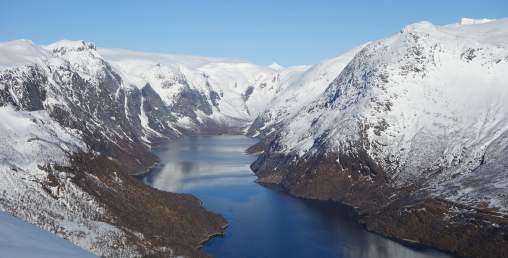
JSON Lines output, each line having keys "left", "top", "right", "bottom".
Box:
{"left": 138, "top": 135, "right": 455, "bottom": 258}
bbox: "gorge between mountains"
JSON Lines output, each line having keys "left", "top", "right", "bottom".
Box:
{"left": 0, "top": 18, "right": 508, "bottom": 258}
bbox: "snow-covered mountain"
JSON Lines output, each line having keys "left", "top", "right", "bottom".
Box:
{"left": 247, "top": 44, "right": 366, "bottom": 137}
{"left": 0, "top": 39, "right": 246, "bottom": 257}
{"left": 0, "top": 96, "right": 224, "bottom": 257}
{"left": 0, "top": 17, "right": 507, "bottom": 258}
{"left": 255, "top": 17, "right": 508, "bottom": 210}
{"left": 98, "top": 47, "right": 304, "bottom": 133}
{"left": 251, "top": 18, "right": 508, "bottom": 258}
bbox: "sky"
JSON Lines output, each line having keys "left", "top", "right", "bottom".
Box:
{"left": 1, "top": 0, "right": 507, "bottom": 66}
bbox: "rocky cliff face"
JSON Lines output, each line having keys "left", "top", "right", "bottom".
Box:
{"left": 249, "top": 18, "right": 508, "bottom": 258}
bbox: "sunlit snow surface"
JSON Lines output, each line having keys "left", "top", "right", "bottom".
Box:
{"left": 98, "top": 47, "right": 308, "bottom": 123}
{"left": 256, "top": 18, "right": 508, "bottom": 213}
{"left": 0, "top": 211, "right": 97, "bottom": 258}
{"left": 0, "top": 106, "right": 140, "bottom": 257}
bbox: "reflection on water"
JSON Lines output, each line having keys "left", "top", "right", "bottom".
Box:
{"left": 138, "top": 135, "right": 456, "bottom": 258}
{"left": 141, "top": 135, "right": 256, "bottom": 192}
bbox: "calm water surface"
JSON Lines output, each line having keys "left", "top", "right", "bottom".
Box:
{"left": 138, "top": 135, "right": 455, "bottom": 258}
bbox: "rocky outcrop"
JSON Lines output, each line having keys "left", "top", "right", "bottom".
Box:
{"left": 363, "top": 199, "right": 508, "bottom": 258}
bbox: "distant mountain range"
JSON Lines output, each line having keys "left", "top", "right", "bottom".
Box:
{"left": 0, "top": 17, "right": 507, "bottom": 258}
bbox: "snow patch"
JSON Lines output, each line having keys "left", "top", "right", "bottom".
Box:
{"left": 460, "top": 18, "right": 496, "bottom": 25}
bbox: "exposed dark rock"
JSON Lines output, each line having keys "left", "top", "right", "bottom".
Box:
{"left": 250, "top": 138, "right": 508, "bottom": 258}
{"left": 46, "top": 67, "right": 158, "bottom": 174}
{"left": 209, "top": 90, "right": 221, "bottom": 108}
{"left": 363, "top": 198, "right": 508, "bottom": 258}
{"left": 242, "top": 86, "right": 255, "bottom": 101}
{"left": 171, "top": 87, "right": 213, "bottom": 119}
{"left": 141, "top": 83, "right": 179, "bottom": 141}
{"left": 0, "top": 66, "right": 47, "bottom": 110}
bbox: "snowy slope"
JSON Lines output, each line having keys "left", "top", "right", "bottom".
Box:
{"left": 0, "top": 40, "right": 236, "bottom": 257}
{"left": 262, "top": 18, "right": 508, "bottom": 212}
{"left": 0, "top": 40, "right": 51, "bottom": 69}
{"left": 0, "top": 211, "right": 97, "bottom": 258}
{"left": 248, "top": 44, "right": 365, "bottom": 136}
{"left": 1, "top": 39, "right": 163, "bottom": 171}
{"left": 0, "top": 106, "right": 143, "bottom": 257}
{"left": 99, "top": 48, "right": 307, "bottom": 130}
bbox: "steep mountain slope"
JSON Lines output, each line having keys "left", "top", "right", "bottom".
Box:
{"left": 0, "top": 40, "right": 229, "bottom": 257}
{"left": 247, "top": 44, "right": 365, "bottom": 137}
{"left": 99, "top": 48, "right": 306, "bottom": 133}
{"left": 251, "top": 18, "right": 508, "bottom": 258}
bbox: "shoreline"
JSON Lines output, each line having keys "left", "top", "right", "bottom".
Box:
{"left": 249, "top": 145, "right": 508, "bottom": 258}
{"left": 130, "top": 160, "right": 160, "bottom": 176}
{"left": 197, "top": 224, "right": 229, "bottom": 249}
{"left": 254, "top": 173, "right": 462, "bottom": 257}
{"left": 136, "top": 134, "right": 470, "bottom": 257}
{"left": 135, "top": 134, "right": 479, "bottom": 258}
{"left": 133, "top": 134, "right": 238, "bottom": 253}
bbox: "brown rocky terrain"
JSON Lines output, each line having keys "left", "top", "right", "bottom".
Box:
{"left": 249, "top": 137, "right": 508, "bottom": 258}
{"left": 46, "top": 152, "right": 227, "bottom": 258}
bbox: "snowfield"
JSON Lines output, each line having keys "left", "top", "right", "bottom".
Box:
{"left": 0, "top": 211, "right": 97, "bottom": 258}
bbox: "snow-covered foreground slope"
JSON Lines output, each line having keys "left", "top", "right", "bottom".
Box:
{"left": 0, "top": 106, "right": 141, "bottom": 256}
{"left": 0, "top": 211, "right": 97, "bottom": 258}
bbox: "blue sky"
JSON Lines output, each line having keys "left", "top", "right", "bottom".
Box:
{"left": 1, "top": 0, "right": 507, "bottom": 65}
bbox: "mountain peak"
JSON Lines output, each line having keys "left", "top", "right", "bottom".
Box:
{"left": 400, "top": 21, "right": 436, "bottom": 34}
{"left": 268, "top": 62, "right": 285, "bottom": 70}
{"left": 44, "top": 40, "right": 96, "bottom": 54}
